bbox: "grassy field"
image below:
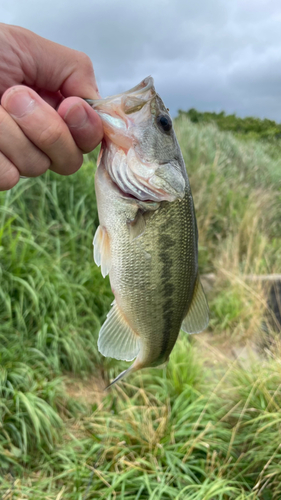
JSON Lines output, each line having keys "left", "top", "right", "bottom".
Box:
{"left": 0, "top": 116, "right": 281, "bottom": 499}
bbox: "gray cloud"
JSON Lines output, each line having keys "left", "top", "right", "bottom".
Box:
{"left": 2, "top": 0, "right": 281, "bottom": 120}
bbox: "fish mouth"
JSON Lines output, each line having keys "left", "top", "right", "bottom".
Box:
{"left": 85, "top": 77, "right": 157, "bottom": 154}
{"left": 84, "top": 77, "right": 155, "bottom": 108}
{"left": 88, "top": 77, "right": 186, "bottom": 203}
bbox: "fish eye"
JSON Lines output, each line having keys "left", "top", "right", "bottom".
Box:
{"left": 157, "top": 114, "right": 173, "bottom": 133}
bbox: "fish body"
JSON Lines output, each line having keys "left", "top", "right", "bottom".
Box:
{"left": 87, "top": 77, "right": 209, "bottom": 386}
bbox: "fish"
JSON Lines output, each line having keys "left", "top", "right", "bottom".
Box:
{"left": 86, "top": 77, "right": 209, "bottom": 387}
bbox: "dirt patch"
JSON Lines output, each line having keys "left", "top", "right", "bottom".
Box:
{"left": 194, "top": 330, "right": 262, "bottom": 371}
{"left": 64, "top": 373, "right": 106, "bottom": 407}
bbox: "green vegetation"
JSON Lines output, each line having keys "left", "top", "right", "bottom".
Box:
{"left": 178, "top": 108, "right": 281, "bottom": 142}
{"left": 1, "top": 116, "right": 281, "bottom": 498}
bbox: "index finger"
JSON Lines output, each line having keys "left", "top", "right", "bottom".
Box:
{"left": 7, "top": 24, "right": 100, "bottom": 99}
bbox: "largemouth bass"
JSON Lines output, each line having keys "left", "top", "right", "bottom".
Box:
{"left": 86, "top": 77, "right": 209, "bottom": 387}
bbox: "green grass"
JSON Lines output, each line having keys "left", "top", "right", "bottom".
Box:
{"left": 174, "top": 115, "right": 281, "bottom": 270}
{"left": 1, "top": 117, "right": 281, "bottom": 498}
{"left": 178, "top": 108, "right": 281, "bottom": 144}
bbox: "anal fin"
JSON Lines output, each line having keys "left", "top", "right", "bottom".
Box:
{"left": 93, "top": 225, "right": 111, "bottom": 278}
{"left": 98, "top": 300, "right": 140, "bottom": 362}
{"left": 181, "top": 274, "right": 209, "bottom": 334}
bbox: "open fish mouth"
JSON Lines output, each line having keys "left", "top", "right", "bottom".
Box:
{"left": 85, "top": 77, "right": 156, "bottom": 134}
{"left": 86, "top": 77, "right": 186, "bottom": 203}
{"left": 85, "top": 76, "right": 155, "bottom": 108}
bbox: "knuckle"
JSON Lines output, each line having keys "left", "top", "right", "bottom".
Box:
{"left": 78, "top": 52, "right": 94, "bottom": 75}
{"left": 26, "top": 154, "right": 50, "bottom": 177}
{"left": 79, "top": 51, "right": 92, "bottom": 68}
{"left": 38, "top": 122, "right": 65, "bottom": 150}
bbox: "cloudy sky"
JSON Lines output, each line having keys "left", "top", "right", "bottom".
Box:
{"left": 2, "top": 0, "right": 281, "bottom": 120}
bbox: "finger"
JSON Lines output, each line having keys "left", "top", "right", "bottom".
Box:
{"left": 0, "top": 105, "right": 50, "bottom": 177}
{"left": 57, "top": 97, "right": 103, "bottom": 153}
{"left": 2, "top": 86, "right": 83, "bottom": 176}
{"left": 37, "top": 89, "right": 64, "bottom": 109}
{"left": 8, "top": 26, "right": 100, "bottom": 99}
{"left": 0, "top": 151, "right": 19, "bottom": 191}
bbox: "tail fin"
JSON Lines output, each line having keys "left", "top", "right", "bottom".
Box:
{"left": 105, "top": 364, "right": 135, "bottom": 390}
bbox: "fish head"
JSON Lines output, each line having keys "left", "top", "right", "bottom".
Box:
{"left": 87, "top": 77, "right": 187, "bottom": 202}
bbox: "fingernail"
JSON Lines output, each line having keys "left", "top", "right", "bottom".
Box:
{"left": 4, "top": 90, "right": 36, "bottom": 118}
{"left": 64, "top": 104, "right": 88, "bottom": 128}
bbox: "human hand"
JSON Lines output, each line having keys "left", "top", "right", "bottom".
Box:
{"left": 0, "top": 23, "right": 103, "bottom": 191}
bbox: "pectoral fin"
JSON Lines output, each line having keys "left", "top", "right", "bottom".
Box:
{"left": 127, "top": 211, "right": 146, "bottom": 241}
{"left": 98, "top": 300, "right": 140, "bottom": 361}
{"left": 93, "top": 225, "right": 111, "bottom": 278}
{"left": 127, "top": 203, "right": 159, "bottom": 242}
{"left": 181, "top": 275, "right": 209, "bottom": 334}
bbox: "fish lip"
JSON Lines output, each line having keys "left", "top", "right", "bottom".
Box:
{"left": 84, "top": 76, "right": 155, "bottom": 108}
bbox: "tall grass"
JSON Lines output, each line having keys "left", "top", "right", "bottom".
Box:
{"left": 0, "top": 156, "right": 114, "bottom": 473}
{"left": 174, "top": 117, "right": 281, "bottom": 343}
{"left": 174, "top": 116, "right": 281, "bottom": 272}
{"left": 0, "top": 117, "right": 281, "bottom": 498}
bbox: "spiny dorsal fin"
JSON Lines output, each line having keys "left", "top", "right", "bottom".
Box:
{"left": 181, "top": 275, "right": 209, "bottom": 334}
{"left": 93, "top": 225, "right": 111, "bottom": 278}
{"left": 98, "top": 300, "right": 140, "bottom": 361}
